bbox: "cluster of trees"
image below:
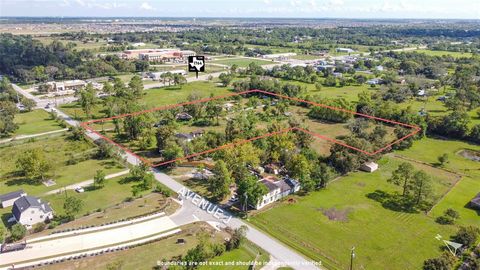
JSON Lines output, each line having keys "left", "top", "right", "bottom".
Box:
{"left": 233, "top": 75, "right": 305, "bottom": 97}
{"left": 307, "top": 96, "right": 353, "bottom": 123}
{"left": 0, "top": 34, "right": 146, "bottom": 83}
{"left": 423, "top": 226, "right": 480, "bottom": 270}
{"left": 178, "top": 226, "right": 247, "bottom": 269}
{"left": 388, "top": 162, "right": 433, "bottom": 209}
{"left": 0, "top": 77, "right": 35, "bottom": 137}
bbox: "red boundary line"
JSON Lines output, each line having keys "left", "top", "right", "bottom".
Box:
{"left": 81, "top": 89, "right": 421, "bottom": 167}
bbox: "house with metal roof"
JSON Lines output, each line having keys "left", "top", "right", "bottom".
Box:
{"left": 12, "top": 196, "right": 53, "bottom": 227}
{"left": 0, "top": 190, "right": 26, "bottom": 208}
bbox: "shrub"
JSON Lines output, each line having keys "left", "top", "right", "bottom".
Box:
{"left": 33, "top": 223, "right": 46, "bottom": 233}
{"left": 10, "top": 223, "right": 26, "bottom": 241}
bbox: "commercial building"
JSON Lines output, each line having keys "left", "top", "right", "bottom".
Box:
{"left": 262, "top": 52, "right": 297, "bottom": 60}
{"left": 42, "top": 80, "right": 86, "bottom": 93}
{"left": 121, "top": 48, "right": 196, "bottom": 62}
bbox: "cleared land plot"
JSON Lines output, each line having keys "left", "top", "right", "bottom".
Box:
{"left": 0, "top": 134, "right": 125, "bottom": 196}
{"left": 395, "top": 137, "right": 480, "bottom": 226}
{"left": 59, "top": 81, "right": 232, "bottom": 121}
{"left": 13, "top": 109, "right": 63, "bottom": 136}
{"left": 414, "top": 49, "right": 473, "bottom": 58}
{"left": 250, "top": 155, "right": 458, "bottom": 270}
{"left": 211, "top": 58, "right": 276, "bottom": 67}
{"left": 87, "top": 91, "right": 409, "bottom": 167}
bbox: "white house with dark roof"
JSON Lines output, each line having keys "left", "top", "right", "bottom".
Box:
{"left": 255, "top": 177, "right": 300, "bottom": 209}
{"left": 0, "top": 190, "right": 26, "bottom": 208}
{"left": 12, "top": 196, "right": 53, "bottom": 227}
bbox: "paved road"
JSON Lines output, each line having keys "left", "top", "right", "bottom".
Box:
{"left": 0, "top": 214, "right": 178, "bottom": 269}
{"left": 11, "top": 83, "right": 321, "bottom": 270}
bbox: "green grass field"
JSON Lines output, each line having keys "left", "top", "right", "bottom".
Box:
{"left": 60, "top": 81, "right": 233, "bottom": 121}
{"left": 0, "top": 134, "right": 125, "bottom": 196}
{"left": 250, "top": 154, "right": 459, "bottom": 270}
{"left": 200, "top": 241, "right": 270, "bottom": 270}
{"left": 14, "top": 109, "right": 64, "bottom": 136}
{"left": 414, "top": 50, "right": 473, "bottom": 58}
{"left": 211, "top": 58, "right": 275, "bottom": 67}
{"left": 396, "top": 137, "right": 480, "bottom": 226}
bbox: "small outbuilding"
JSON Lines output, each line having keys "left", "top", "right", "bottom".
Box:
{"left": 470, "top": 192, "right": 480, "bottom": 210}
{"left": 0, "top": 190, "right": 26, "bottom": 208}
{"left": 360, "top": 162, "right": 378, "bottom": 173}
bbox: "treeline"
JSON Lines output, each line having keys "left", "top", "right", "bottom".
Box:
{"left": 0, "top": 34, "right": 146, "bottom": 83}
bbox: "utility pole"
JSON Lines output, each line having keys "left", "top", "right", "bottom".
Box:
{"left": 350, "top": 246, "right": 355, "bottom": 270}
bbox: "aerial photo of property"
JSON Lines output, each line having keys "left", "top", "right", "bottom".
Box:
{"left": 0, "top": 0, "right": 479, "bottom": 269}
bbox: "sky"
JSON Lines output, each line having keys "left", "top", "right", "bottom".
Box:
{"left": 0, "top": 0, "right": 479, "bottom": 19}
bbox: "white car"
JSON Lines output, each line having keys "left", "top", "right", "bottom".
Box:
{"left": 75, "top": 187, "right": 85, "bottom": 193}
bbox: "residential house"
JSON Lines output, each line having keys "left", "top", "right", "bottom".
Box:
{"left": 176, "top": 112, "right": 193, "bottom": 121}
{"left": 255, "top": 177, "right": 301, "bottom": 209}
{"left": 175, "top": 130, "right": 204, "bottom": 142}
{"left": 0, "top": 190, "right": 26, "bottom": 208}
{"left": 12, "top": 196, "right": 53, "bottom": 227}
{"left": 360, "top": 162, "right": 379, "bottom": 173}
{"left": 470, "top": 192, "right": 480, "bottom": 210}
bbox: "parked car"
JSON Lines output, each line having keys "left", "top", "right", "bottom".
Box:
{"left": 75, "top": 187, "right": 85, "bottom": 193}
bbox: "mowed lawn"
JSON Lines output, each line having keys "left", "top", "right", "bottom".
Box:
{"left": 14, "top": 109, "right": 64, "bottom": 136}
{"left": 414, "top": 49, "right": 473, "bottom": 58}
{"left": 211, "top": 58, "right": 276, "bottom": 67}
{"left": 0, "top": 134, "right": 125, "bottom": 196}
{"left": 200, "top": 241, "right": 270, "bottom": 270}
{"left": 395, "top": 137, "right": 480, "bottom": 226}
{"left": 250, "top": 155, "right": 458, "bottom": 270}
{"left": 44, "top": 174, "right": 152, "bottom": 218}
{"left": 60, "top": 81, "right": 233, "bottom": 121}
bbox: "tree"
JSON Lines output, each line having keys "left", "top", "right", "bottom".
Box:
{"left": 16, "top": 148, "right": 52, "bottom": 182}
{"left": 156, "top": 124, "right": 176, "bottom": 151}
{"left": 21, "top": 98, "right": 36, "bottom": 111}
{"left": 10, "top": 223, "right": 26, "bottom": 241}
{"left": 63, "top": 196, "right": 84, "bottom": 220}
{"left": 286, "top": 154, "right": 314, "bottom": 191}
{"left": 162, "top": 142, "right": 184, "bottom": 165}
{"left": 388, "top": 162, "right": 415, "bottom": 197}
{"left": 411, "top": 170, "right": 433, "bottom": 206}
{"left": 102, "top": 81, "right": 114, "bottom": 95}
{"left": 208, "top": 160, "right": 232, "bottom": 201}
{"left": 436, "top": 208, "right": 460, "bottom": 225}
{"left": 128, "top": 75, "right": 144, "bottom": 99}
{"left": 0, "top": 100, "right": 18, "bottom": 137}
{"left": 237, "top": 175, "right": 268, "bottom": 211}
{"left": 226, "top": 225, "right": 248, "bottom": 251}
{"left": 94, "top": 170, "right": 106, "bottom": 188}
{"left": 78, "top": 83, "right": 97, "bottom": 117}
{"left": 219, "top": 73, "right": 233, "bottom": 87}
{"left": 438, "top": 153, "right": 449, "bottom": 167}
{"left": 423, "top": 252, "right": 455, "bottom": 270}
{"left": 311, "top": 162, "right": 333, "bottom": 189}
{"left": 315, "top": 82, "right": 322, "bottom": 91}
{"left": 453, "top": 226, "right": 480, "bottom": 248}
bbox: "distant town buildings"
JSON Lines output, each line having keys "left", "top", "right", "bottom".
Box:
{"left": 147, "top": 70, "right": 187, "bottom": 80}
{"left": 262, "top": 52, "right": 297, "bottom": 60}
{"left": 42, "top": 80, "right": 87, "bottom": 93}
{"left": 121, "top": 48, "right": 196, "bottom": 63}
{"left": 336, "top": 48, "right": 355, "bottom": 53}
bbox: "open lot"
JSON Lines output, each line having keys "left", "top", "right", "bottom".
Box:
{"left": 13, "top": 109, "right": 64, "bottom": 136}
{"left": 413, "top": 49, "right": 473, "bottom": 58}
{"left": 250, "top": 155, "right": 459, "bottom": 270}
{"left": 60, "top": 81, "right": 232, "bottom": 121}
{"left": 0, "top": 134, "right": 125, "bottom": 196}
{"left": 211, "top": 58, "right": 276, "bottom": 67}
